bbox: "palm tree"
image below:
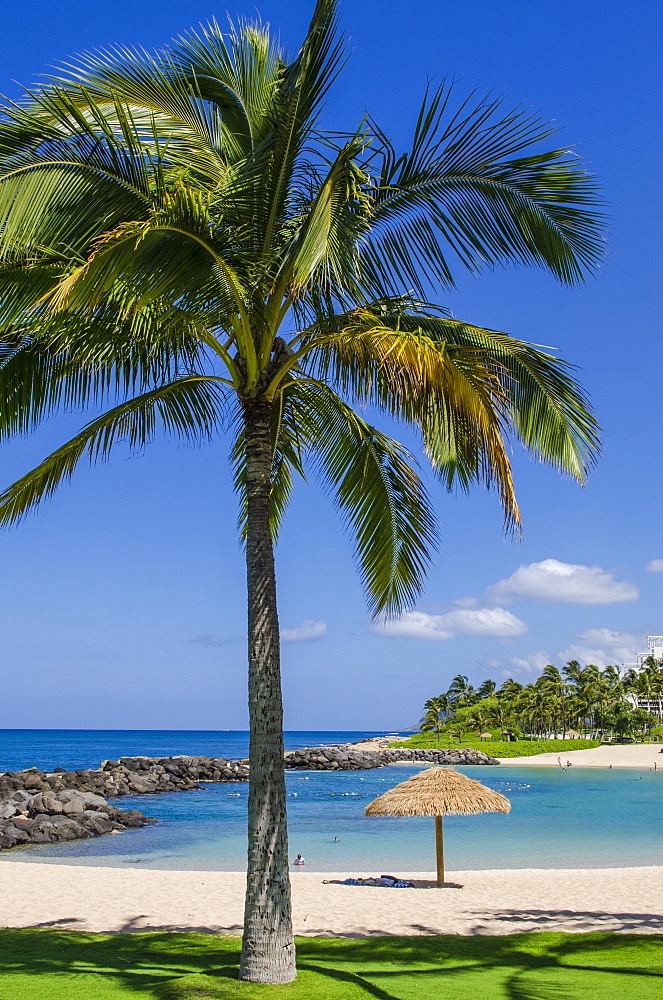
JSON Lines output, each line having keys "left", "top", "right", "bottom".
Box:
{"left": 421, "top": 696, "right": 450, "bottom": 743}
{"left": 0, "top": 1, "right": 604, "bottom": 983}
{"left": 498, "top": 678, "right": 523, "bottom": 703}
{"left": 477, "top": 678, "right": 497, "bottom": 698}
{"left": 484, "top": 701, "right": 514, "bottom": 740}
{"left": 448, "top": 675, "right": 477, "bottom": 708}
{"left": 540, "top": 665, "right": 566, "bottom": 737}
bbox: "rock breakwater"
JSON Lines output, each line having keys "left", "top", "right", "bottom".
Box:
{"left": 383, "top": 747, "right": 500, "bottom": 765}
{"left": 0, "top": 785, "right": 154, "bottom": 851}
{"left": 0, "top": 746, "right": 497, "bottom": 852}
{"left": 284, "top": 746, "right": 500, "bottom": 769}
{"left": 0, "top": 755, "right": 248, "bottom": 853}
{"left": 98, "top": 755, "right": 250, "bottom": 795}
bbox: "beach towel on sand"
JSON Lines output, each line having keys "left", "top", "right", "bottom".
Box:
{"left": 336, "top": 876, "right": 414, "bottom": 888}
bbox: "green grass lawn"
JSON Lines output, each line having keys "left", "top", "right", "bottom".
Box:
{"left": 392, "top": 735, "right": 600, "bottom": 757}
{"left": 0, "top": 929, "right": 660, "bottom": 999}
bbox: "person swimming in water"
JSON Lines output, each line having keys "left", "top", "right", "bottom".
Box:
{"left": 294, "top": 854, "right": 306, "bottom": 865}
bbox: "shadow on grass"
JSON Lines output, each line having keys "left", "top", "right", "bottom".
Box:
{"left": 0, "top": 927, "right": 661, "bottom": 999}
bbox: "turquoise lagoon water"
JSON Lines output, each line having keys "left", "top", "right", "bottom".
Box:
{"left": 4, "top": 761, "right": 662, "bottom": 872}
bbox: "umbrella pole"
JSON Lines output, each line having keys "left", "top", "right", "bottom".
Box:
{"left": 435, "top": 815, "right": 444, "bottom": 887}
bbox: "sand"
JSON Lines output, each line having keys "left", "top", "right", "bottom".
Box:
{"left": 498, "top": 743, "right": 663, "bottom": 768}
{"left": 337, "top": 738, "right": 663, "bottom": 769}
{"left": 0, "top": 861, "right": 661, "bottom": 936}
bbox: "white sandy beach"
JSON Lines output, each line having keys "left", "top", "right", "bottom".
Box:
{"left": 0, "top": 861, "right": 661, "bottom": 936}
{"left": 345, "top": 738, "right": 663, "bottom": 769}
{"left": 498, "top": 743, "right": 663, "bottom": 768}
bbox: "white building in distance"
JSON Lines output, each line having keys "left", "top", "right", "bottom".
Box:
{"left": 623, "top": 635, "right": 663, "bottom": 672}
{"left": 623, "top": 635, "right": 663, "bottom": 715}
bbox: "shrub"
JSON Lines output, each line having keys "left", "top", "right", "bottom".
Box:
{"left": 391, "top": 735, "right": 600, "bottom": 757}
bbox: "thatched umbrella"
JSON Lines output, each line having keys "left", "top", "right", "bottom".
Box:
{"left": 365, "top": 768, "right": 510, "bottom": 886}
{"left": 479, "top": 732, "right": 493, "bottom": 741}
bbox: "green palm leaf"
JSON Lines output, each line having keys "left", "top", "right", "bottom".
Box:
{"left": 362, "top": 81, "right": 605, "bottom": 296}
{"left": 281, "top": 380, "right": 438, "bottom": 615}
{"left": 0, "top": 376, "right": 226, "bottom": 525}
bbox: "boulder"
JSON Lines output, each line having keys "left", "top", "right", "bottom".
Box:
{"left": 80, "top": 812, "right": 113, "bottom": 835}
{"left": 58, "top": 791, "right": 85, "bottom": 814}
{"left": 30, "top": 792, "right": 63, "bottom": 815}
{"left": 76, "top": 791, "right": 107, "bottom": 811}
{"left": 2, "top": 824, "right": 29, "bottom": 843}
{"left": 11, "top": 790, "right": 32, "bottom": 807}
{"left": 11, "top": 817, "right": 35, "bottom": 832}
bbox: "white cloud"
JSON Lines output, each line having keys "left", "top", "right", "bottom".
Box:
{"left": 488, "top": 558, "right": 638, "bottom": 605}
{"left": 452, "top": 597, "right": 479, "bottom": 609}
{"left": 646, "top": 559, "right": 663, "bottom": 573}
{"left": 375, "top": 607, "right": 527, "bottom": 641}
{"left": 558, "top": 628, "right": 640, "bottom": 668}
{"left": 281, "top": 620, "right": 327, "bottom": 643}
{"left": 510, "top": 650, "right": 553, "bottom": 675}
{"left": 506, "top": 629, "right": 641, "bottom": 677}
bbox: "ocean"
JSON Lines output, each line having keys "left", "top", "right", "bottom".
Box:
{"left": 1, "top": 730, "right": 661, "bottom": 872}
{"left": 0, "top": 729, "right": 396, "bottom": 773}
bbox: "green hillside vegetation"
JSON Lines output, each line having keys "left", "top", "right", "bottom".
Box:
{"left": 0, "top": 928, "right": 661, "bottom": 999}
{"left": 413, "top": 659, "right": 663, "bottom": 750}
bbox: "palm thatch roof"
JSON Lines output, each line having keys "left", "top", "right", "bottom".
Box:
{"left": 480, "top": 732, "right": 493, "bottom": 739}
{"left": 365, "top": 767, "right": 511, "bottom": 818}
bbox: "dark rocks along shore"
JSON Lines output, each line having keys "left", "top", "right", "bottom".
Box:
{"left": 0, "top": 755, "right": 247, "bottom": 852}
{"left": 0, "top": 745, "right": 498, "bottom": 852}
{"left": 283, "top": 746, "right": 500, "bottom": 769}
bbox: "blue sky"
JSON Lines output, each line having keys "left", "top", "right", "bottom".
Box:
{"left": 0, "top": 0, "right": 661, "bottom": 731}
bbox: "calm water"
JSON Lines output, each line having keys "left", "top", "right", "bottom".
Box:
{"left": 0, "top": 729, "right": 397, "bottom": 772}
{"left": 1, "top": 730, "right": 661, "bottom": 872}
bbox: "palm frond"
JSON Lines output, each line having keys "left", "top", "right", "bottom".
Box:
{"left": 362, "top": 81, "right": 605, "bottom": 295}
{"left": 257, "top": 0, "right": 346, "bottom": 255}
{"left": 169, "top": 16, "right": 282, "bottom": 156}
{"left": 284, "top": 380, "right": 438, "bottom": 615}
{"left": 272, "top": 138, "right": 369, "bottom": 297}
{"left": 306, "top": 305, "right": 599, "bottom": 527}
{"left": 0, "top": 376, "right": 227, "bottom": 525}
{"left": 0, "top": 302, "right": 212, "bottom": 440}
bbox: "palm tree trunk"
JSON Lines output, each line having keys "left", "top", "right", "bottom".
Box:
{"left": 239, "top": 399, "right": 296, "bottom": 985}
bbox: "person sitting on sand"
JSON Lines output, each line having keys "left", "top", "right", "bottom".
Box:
{"left": 566, "top": 760, "right": 573, "bottom": 767}
{"left": 294, "top": 854, "right": 306, "bottom": 865}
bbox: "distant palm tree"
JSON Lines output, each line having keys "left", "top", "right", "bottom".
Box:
{"left": 421, "top": 695, "right": 451, "bottom": 742}
{"left": 498, "top": 678, "right": 524, "bottom": 702}
{"left": 477, "top": 678, "right": 497, "bottom": 698}
{"left": 448, "top": 675, "right": 478, "bottom": 707}
{"left": 541, "top": 665, "right": 567, "bottom": 737}
{"left": 0, "top": 0, "right": 604, "bottom": 982}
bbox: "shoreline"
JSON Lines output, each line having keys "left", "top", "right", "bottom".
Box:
{"left": 496, "top": 743, "right": 663, "bottom": 768}
{"left": 1, "top": 861, "right": 660, "bottom": 936}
